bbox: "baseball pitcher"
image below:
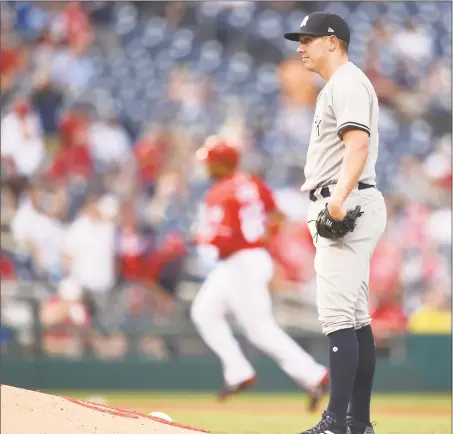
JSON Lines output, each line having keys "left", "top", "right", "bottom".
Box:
{"left": 284, "top": 12, "right": 387, "bottom": 434}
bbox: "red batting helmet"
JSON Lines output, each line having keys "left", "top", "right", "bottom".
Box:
{"left": 196, "top": 135, "right": 240, "bottom": 169}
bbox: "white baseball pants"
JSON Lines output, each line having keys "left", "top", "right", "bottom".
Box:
{"left": 307, "top": 187, "right": 387, "bottom": 335}
{"left": 191, "top": 248, "right": 327, "bottom": 390}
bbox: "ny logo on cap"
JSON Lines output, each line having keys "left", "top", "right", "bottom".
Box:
{"left": 301, "top": 16, "right": 309, "bottom": 27}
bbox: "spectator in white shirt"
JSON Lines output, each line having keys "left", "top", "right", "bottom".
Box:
{"left": 62, "top": 189, "right": 119, "bottom": 328}
{"left": 1, "top": 98, "right": 46, "bottom": 203}
{"left": 62, "top": 191, "right": 117, "bottom": 294}
{"left": 10, "top": 181, "right": 65, "bottom": 282}
{"left": 89, "top": 108, "right": 132, "bottom": 173}
{"left": 10, "top": 182, "right": 42, "bottom": 278}
{"left": 393, "top": 20, "right": 434, "bottom": 69}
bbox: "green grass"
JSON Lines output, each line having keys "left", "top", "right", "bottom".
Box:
{"left": 54, "top": 391, "right": 452, "bottom": 434}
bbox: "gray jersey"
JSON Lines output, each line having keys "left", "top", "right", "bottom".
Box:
{"left": 302, "top": 62, "right": 379, "bottom": 192}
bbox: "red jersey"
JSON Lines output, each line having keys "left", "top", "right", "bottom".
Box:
{"left": 0, "top": 47, "right": 21, "bottom": 78}
{"left": 371, "top": 301, "right": 407, "bottom": 336}
{"left": 117, "top": 228, "right": 146, "bottom": 281}
{"left": 196, "top": 172, "right": 277, "bottom": 259}
{"left": 369, "top": 237, "right": 403, "bottom": 297}
{"left": 133, "top": 137, "right": 167, "bottom": 185}
{"left": 49, "top": 144, "right": 92, "bottom": 181}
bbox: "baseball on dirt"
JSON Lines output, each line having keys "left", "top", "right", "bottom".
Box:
{"left": 148, "top": 411, "right": 173, "bottom": 422}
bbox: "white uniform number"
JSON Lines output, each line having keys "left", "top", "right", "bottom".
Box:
{"left": 236, "top": 181, "right": 266, "bottom": 243}
{"left": 197, "top": 204, "right": 224, "bottom": 240}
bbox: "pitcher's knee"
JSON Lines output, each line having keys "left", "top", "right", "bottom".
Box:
{"left": 320, "top": 315, "right": 355, "bottom": 336}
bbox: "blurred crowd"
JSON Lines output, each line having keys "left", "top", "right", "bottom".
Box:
{"left": 0, "top": 1, "right": 451, "bottom": 359}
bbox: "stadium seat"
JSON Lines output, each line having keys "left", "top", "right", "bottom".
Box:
{"left": 256, "top": 9, "right": 283, "bottom": 41}
{"left": 227, "top": 3, "right": 255, "bottom": 28}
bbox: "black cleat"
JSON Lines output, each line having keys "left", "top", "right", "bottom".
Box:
{"left": 307, "top": 373, "right": 329, "bottom": 413}
{"left": 346, "top": 415, "right": 376, "bottom": 434}
{"left": 299, "top": 410, "right": 348, "bottom": 434}
{"left": 217, "top": 376, "right": 256, "bottom": 401}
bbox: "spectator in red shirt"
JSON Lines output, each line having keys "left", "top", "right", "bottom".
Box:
{"left": 369, "top": 236, "right": 406, "bottom": 346}
{"left": 61, "top": 2, "right": 94, "bottom": 54}
{"left": 133, "top": 125, "right": 171, "bottom": 195}
{"left": 148, "top": 231, "right": 186, "bottom": 296}
{"left": 0, "top": 26, "right": 28, "bottom": 92}
{"left": 1, "top": 46, "right": 21, "bottom": 91}
{"left": 369, "top": 237, "right": 403, "bottom": 300}
{"left": 117, "top": 202, "right": 148, "bottom": 282}
{"left": 371, "top": 296, "right": 407, "bottom": 348}
{"left": 0, "top": 251, "right": 17, "bottom": 281}
{"left": 117, "top": 202, "right": 185, "bottom": 314}
{"left": 49, "top": 111, "right": 93, "bottom": 182}
{"left": 126, "top": 234, "right": 186, "bottom": 317}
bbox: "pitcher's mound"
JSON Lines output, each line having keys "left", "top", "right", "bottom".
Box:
{"left": 1, "top": 385, "right": 210, "bottom": 434}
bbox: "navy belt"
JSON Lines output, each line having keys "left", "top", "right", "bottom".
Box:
{"left": 309, "top": 182, "right": 374, "bottom": 202}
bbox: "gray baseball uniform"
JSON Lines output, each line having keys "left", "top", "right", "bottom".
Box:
{"left": 304, "top": 62, "right": 387, "bottom": 335}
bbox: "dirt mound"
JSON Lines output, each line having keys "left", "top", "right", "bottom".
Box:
{"left": 1, "top": 385, "right": 210, "bottom": 434}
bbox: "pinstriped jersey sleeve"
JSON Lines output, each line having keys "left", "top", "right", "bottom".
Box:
{"left": 332, "top": 79, "right": 371, "bottom": 140}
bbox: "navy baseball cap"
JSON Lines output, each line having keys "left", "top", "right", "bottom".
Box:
{"left": 284, "top": 12, "right": 350, "bottom": 44}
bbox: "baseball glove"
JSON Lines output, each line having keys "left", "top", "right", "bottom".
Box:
{"left": 313, "top": 204, "right": 363, "bottom": 240}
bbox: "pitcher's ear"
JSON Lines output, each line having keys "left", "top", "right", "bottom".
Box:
{"left": 330, "top": 36, "right": 337, "bottom": 51}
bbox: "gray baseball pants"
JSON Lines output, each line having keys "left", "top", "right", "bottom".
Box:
{"left": 307, "top": 187, "right": 387, "bottom": 335}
